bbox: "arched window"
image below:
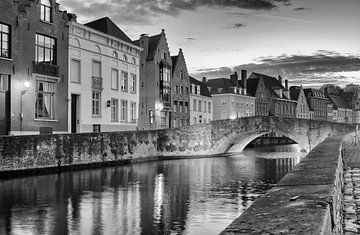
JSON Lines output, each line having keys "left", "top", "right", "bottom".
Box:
{"left": 40, "top": 0, "right": 52, "bottom": 22}
{"left": 73, "top": 38, "right": 80, "bottom": 48}
{"left": 122, "top": 54, "right": 127, "bottom": 62}
{"left": 94, "top": 45, "right": 101, "bottom": 54}
{"left": 132, "top": 57, "right": 136, "bottom": 64}
{"left": 113, "top": 51, "right": 118, "bottom": 58}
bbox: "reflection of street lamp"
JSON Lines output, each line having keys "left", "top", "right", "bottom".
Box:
{"left": 155, "top": 102, "right": 163, "bottom": 111}
{"left": 20, "top": 81, "right": 30, "bottom": 133}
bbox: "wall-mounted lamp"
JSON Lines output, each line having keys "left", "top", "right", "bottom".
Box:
{"left": 106, "top": 100, "right": 111, "bottom": 107}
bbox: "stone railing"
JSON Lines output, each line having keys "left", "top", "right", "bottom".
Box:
{"left": 220, "top": 132, "right": 357, "bottom": 235}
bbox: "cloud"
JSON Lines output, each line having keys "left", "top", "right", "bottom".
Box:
{"left": 233, "top": 23, "right": 246, "bottom": 28}
{"left": 192, "top": 51, "right": 360, "bottom": 87}
{"left": 186, "top": 37, "right": 196, "bottom": 40}
{"left": 293, "top": 7, "right": 311, "bottom": 11}
{"left": 58, "top": 0, "right": 291, "bottom": 24}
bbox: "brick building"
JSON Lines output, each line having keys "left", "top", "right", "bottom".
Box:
{"left": 171, "top": 48, "right": 190, "bottom": 127}
{"left": 247, "top": 72, "right": 296, "bottom": 118}
{"left": 0, "top": 0, "right": 72, "bottom": 135}
{"left": 303, "top": 88, "right": 328, "bottom": 121}
{"left": 205, "top": 70, "right": 255, "bottom": 120}
{"left": 290, "top": 86, "right": 311, "bottom": 119}
{"left": 189, "top": 76, "right": 213, "bottom": 125}
{"left": 135, "top": 30, "right": 173, "bottom": 130}
{"left": 67, "top": 17, "right": 141, "bottom": 133}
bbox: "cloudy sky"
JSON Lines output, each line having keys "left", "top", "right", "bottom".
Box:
{"left": 58, "top": 0, "right": 360, "bottom": 87}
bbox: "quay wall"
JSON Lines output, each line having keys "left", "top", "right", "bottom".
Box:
{"left": 220, "top": 132, "right": 357, "bottom": 235}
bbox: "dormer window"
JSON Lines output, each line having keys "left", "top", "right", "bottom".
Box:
{"left": 40, "top": 0, "right": 52, "bottom": 22}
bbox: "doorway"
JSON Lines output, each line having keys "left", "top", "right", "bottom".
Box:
{"left": 0, "top": 75, "right": 10, "bottom": 135}
{"left": 71, "top": 94, "right": 79, "bottom": 133}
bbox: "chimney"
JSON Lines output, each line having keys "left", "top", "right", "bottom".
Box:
{"left": 230, "top": 72, "right": 238, "bottom": 87}
{"left": 241, "top": 70, "right": 247, "bottom": 95}
{"left": 285, "top": 79, "right": 288, "bottom": 90}
{"left": 285, "top": 79, "right": 290, "bottom": 99}
{"left": 139, "top": 34, "right": 149, "bottom": 59}
{"left": 161, "top": 29, "right": 165, "bottom": 35}
{"left": 202, "top": 77, "right": 207, "bottom": 83}
{"left": 278, "top": 75, "right": 282, "bottom": 85}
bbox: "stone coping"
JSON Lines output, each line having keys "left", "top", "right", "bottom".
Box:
{"left": 220, "top": 132, "right": 356, "bottom": 235}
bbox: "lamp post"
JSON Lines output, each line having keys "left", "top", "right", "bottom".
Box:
{"left": 20, "top": 81, "right": 30, "bottom": 133}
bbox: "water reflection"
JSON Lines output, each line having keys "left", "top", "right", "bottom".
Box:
{"left": 0, "top": 145, "right": 306, "bottom": 235}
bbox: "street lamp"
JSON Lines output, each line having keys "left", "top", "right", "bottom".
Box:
{"left": 20, "top": 80, "right": 30, "bottom": 133}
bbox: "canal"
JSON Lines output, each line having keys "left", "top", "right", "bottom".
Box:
{"left": 0, "top": 144, "right": 306, "bottom": 235}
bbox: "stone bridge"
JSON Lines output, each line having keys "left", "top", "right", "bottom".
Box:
{"left": 0, "top": 116, "right": 355, "bottom": 174}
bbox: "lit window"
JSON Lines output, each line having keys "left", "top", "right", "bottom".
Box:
{"left": 121, "top": 100, "right": 128, "bottom": 122}
{"left": 149, "top": 110, "right": 154, "bottom": 124}
{"left": 92, "top": 91, "right": 101, "bottom": 116}
{"left": 111, "top": 99, "right": 118, "bottom": 122}
{"left": 35, "top": 81, "right": 55, "bottom": 119}
{"left": 0, "top": 23, "right": 10, "bottom": 58}
{"left": 35, "top": 34, "right": 56, "bottom": 64}
{"left": 40, "top": 0, "right": 52, "bottom": 22}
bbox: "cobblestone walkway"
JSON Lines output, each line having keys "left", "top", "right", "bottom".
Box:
{"left": 343, "top": 145, "right": 360, "bottom": 234}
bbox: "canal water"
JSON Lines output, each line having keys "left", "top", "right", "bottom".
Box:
{"left": 0, "top": 144, "right": 306, "bottom": 235}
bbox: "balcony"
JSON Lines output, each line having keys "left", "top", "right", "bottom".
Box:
{"left": 32, "top": 61, "right": 59, "bottom": 77}
{"left": 92, "top": 76, "right": 103, "bottom": 90}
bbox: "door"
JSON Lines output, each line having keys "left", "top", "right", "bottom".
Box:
{"left": 0, "top": 75, "right": 10, "bottom": 135}
{"left": 71, "top": 94, "right": 79, "bottom": 133}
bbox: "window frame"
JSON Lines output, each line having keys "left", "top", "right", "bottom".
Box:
{"left": 0, "top": 23, "right": 10, "bottom": 59}
{"left": 92, "top": 91, "right": 101, "bottom": 117}
{"left": 110, "top": 98, "right": 119, "bottom": 122}
{"left": 111, "top": 68, "right": 119, "bottom": 90}
{"left": 121, "top": 99, "right": 128, "bottom": 122}
{"left": 40, "top": 0, "right": 52, "bottom": 23}
{"left": 35, "top": 33, "right": 56, "bottom": 64}
{"left": 35, "top": 80, "right": 55, "bottom": 120}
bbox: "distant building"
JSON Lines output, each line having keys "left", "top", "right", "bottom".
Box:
{"left": 303, "top": 89, "right": 328, "bottom": 121}
{"left": 290, "top": 86, "right": 310, "bottom": 119}
{"left": 135, "top": 30, "right": 173, "bottom": 130}
{"left": 171, "top": 49, "right": 190, "bottom": 127}
{"left": 327, "top": 95, "right": 353, "bottom": 123}
{"left": 205, "top": 70, "right": 255, "bottom": 120}
{"left": 247, "top": 73, "right": 296, "bottom": 118}
{"left": 0, "top": 0, "right": 73, "bottom": 135}
{"left": 189, "top": 77, "right": 212, "bottom": 125}
{"left": 327, "top": 102, "right": 334, "bottom": 122}
{"left": 353, "top": 89, "right": 360, "bottom": 124}
{"left": 67, "top": 17, "right": 141, "bottom": 133}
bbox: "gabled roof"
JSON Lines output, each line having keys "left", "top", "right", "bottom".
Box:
{"left": 171, "top": 55, "right": 178, "bottom": 71}
{"left": 289, "top": 86, "right": 301, "bottom": 101}
{"left": 246, "top": 77, "right": 260, "bottom": 96}
{"left": 133, "top": 33, "right": 162, "bottom": 61}
{"left": 328, "top": 95, "right": 351, "bottom": 109}
{"left": 189, "top": 76, "right": 212, "bottom": 97}
{"left": 248, "top": 72, "right": 287, "bottom": 99}
{"left": 85, "top": 17, "right": 133, "bottom": 44}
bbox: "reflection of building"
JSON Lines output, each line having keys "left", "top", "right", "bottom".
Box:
{"left": 135, "top": 30, "right": 173, "bottom": 130}
{"left": 189, "top": 77, "right": 213, "bottom": 125}
{"left": 205, "top": 70, "right": 255, "bottom": 120}
{"left": 327, "top": 95, "right": 353, "bottom": 123}
{"left": 0, "top": 0, "right": 73, "bottom": 135}
{"left": 171, "top": 49, "right": 190, "bottom": 127}
{"left": 290, "top": 86, "right": 310, "bottom": 119}
{"left": 67, "top": 17, "right": 141, "bottom": 133}
{"left": 247, "top": 72, "right": 296, "bottom": 118}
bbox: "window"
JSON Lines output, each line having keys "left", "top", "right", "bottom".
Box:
{"left": 179, "top": 101, "right": 183, "bottom": 112}
{"left": 185, "top": 102, "right": 188, "bottom": 113}
{"left": 175, "top": 85, "right": 178, "bottom": 94}
{"left": 92, "top": 91, "right": 101, "bottom": 116}
{"left": 149, "top": 110, "right": 154, "bottom": 124}
{"left": 174, "top": 100, "right": 177, "bottom": 113}
{"left": 121, "top": 100, "right": 128, "bottom": 122}
{"left": 160, "top": 65, "right": 171, "bottom": 103}
{"left": 130, "top": 74, "right": 136, "bottom": 93}
{"left": 180, "top": 86, "right": 184, "bottom": 95}
{"left": 70, "top": 59, "right": 80, "bottom": 83}
{"left": 40, "top": 0, "right": 52, "bottom": 22}
{"left": 160, "top": 111, "right": 167, "bottom": 126}
{"left": 203, "top": 101, "right": 206, "bottom": 113}
{"left": 180, "top": 71, "right": 184, "bottom": 80}
{"left": 198, "top": 100, "right": 202, "bottom": 112}
{"left": 92, "top": 60, "right": 101, "bottom": 77}
{"left": 93, "top": 124, "right": 101, "bottom": 133}
{"left": 111, "top": 68, "right": 119, "bottom": 90}
{"left": 185, "top": 87, "right": 189, "bottom": 95}
{"left": 132, "top": 57, "right": 136, "bottom": 64}
{"left": 195, "top": 85, "right": 198, "bottom": 94}
{"left": 193, "top": 99, "right": 197, "bottom": 111}
{"left": 130, "top": 102, "right": 136, "bottom": 123}
{"left": 113, "top": 51, "right": 118, "bottom": 58}
{"left": 0, "top": 74, "right": 9, "bottom": 91}
{"left": 111, "top": 99, "right": 118, "bottom": 122}
{"left": 122, "top": 54, "right": 127, "bottom": 62}
{"left": 208, "top": 102, "right": 211, "bottom": 113}
{"left": 35, "top": 81, "right": 55, "bottom": 119}
{"left": 161, "top": 52, "right": 167, "bottom": 60}
{"left": 35, "top": 34, "right": 56, "bottom": 64}
{"left": 121, "top": 71, "right": 128, "bottom": 91}
{"left": 0, "top": 23, "right": 10, "bottom": 58}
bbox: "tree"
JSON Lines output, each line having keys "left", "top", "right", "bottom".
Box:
{"left": 320, "top": 84, "right": 342, "bottom": 96}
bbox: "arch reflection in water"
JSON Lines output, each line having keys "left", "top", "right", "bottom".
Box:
{"left": 0, "top": 146, "right": 306, "bottom": 235}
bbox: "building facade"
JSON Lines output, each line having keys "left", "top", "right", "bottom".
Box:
{"left": 328, "top": 95, "right": 353, "bottom": 123}
{"left": 135, "top": 30, "right": 173, "bottom": 130}
{"left": 67, "top": 17, "right": 141, "bottom": 133}
{"left": 171, "top": 49, "right": 190, "bottom": 127}
{"left": 0, "top": 0, "right": 72, "bottom": 135}
{"left": 205, "top": 71, "right": 255, "bottom": 121}
{"left": 290, "top": 86, "right": 310, "bottom": 119}
{"left": 353, "top": 89, "right": 360, "bottom": 124}
{"left": 189, "top": 77, "right": 212, "bottom": 125}
{"left": 247, "top": 73, "right": 296, "bottom": 118}
{"left": 303, "top": 89, "right": 328, "bottom": 121}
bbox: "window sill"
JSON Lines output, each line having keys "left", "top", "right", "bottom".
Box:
{"left": 0, "top": 57, "right": 12, "bottom": 62}
{"left": 40, "top": 20, "right": 54, "bottom": 26}
{"left": 92, "top": 115, "right": 101, "bottom": 118}
{"left": 34, "top": 119, "right": 58, "bottom": 122}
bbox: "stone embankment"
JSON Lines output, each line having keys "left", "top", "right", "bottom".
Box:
{"left": 220, "top": 132, "right": 357, "bottom": 235}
